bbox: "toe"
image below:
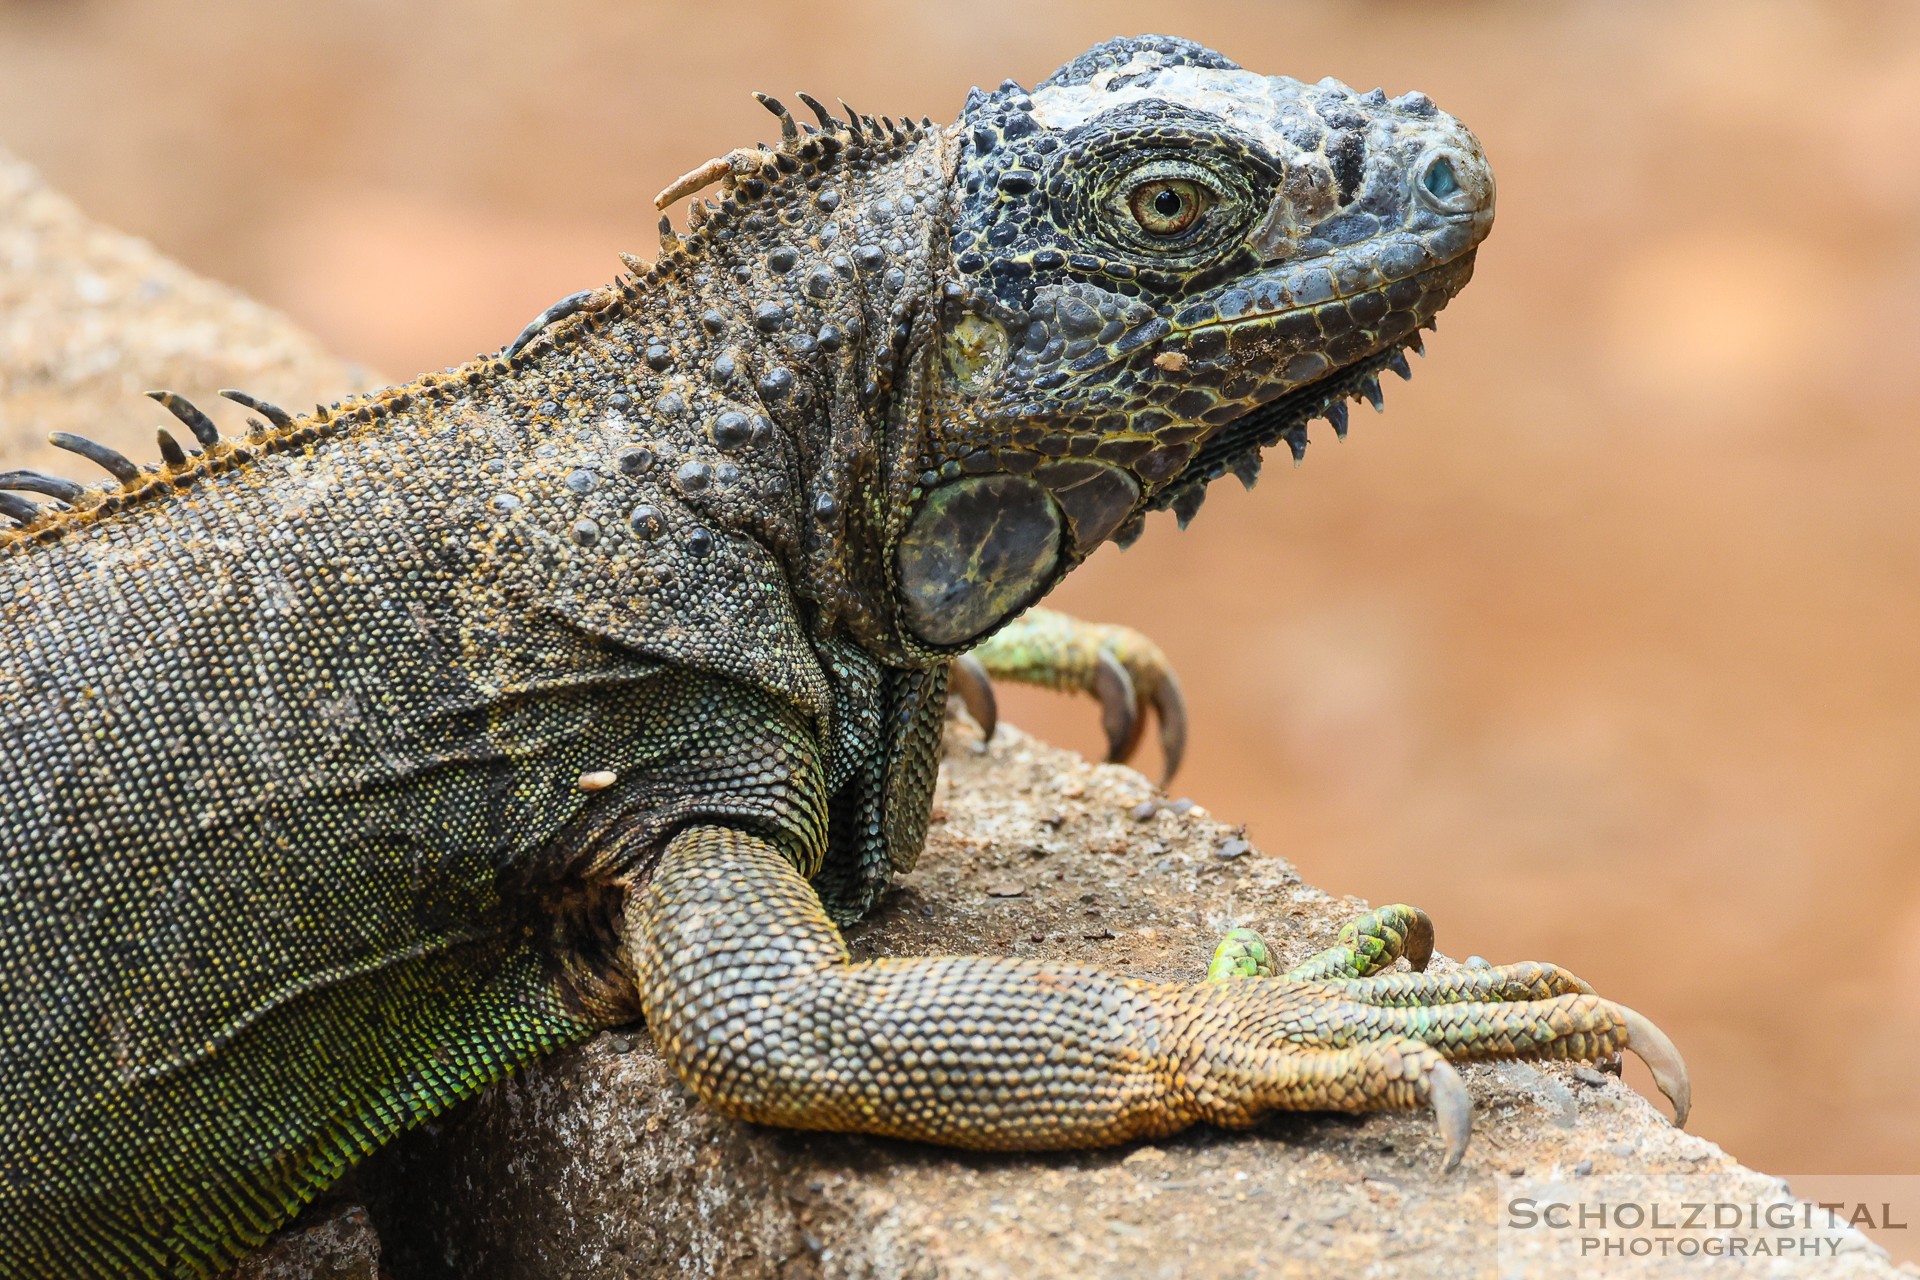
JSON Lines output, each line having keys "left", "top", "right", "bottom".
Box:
{"left": 1206, "top": 927, "right": 1276, "bottom": 980}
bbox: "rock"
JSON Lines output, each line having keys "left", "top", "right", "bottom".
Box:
{"left": 363, "top": 724, "right": 1905, "bottom": 1279}
{"left": 1, "top": 145, "right": 1901, "bottom": 1280}
{"left": 229, "top": 1203, "right": 383, "bottom": 1280}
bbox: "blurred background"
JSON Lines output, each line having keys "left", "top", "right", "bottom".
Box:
{"left": 2, "top": 0, "right": 1915, "bottom": 1178}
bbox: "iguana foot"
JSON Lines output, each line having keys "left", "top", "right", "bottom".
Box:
{"left": 1210, "top": 903, "right": 1437, "bottom": 981}
{"left": 1194, "top": 904, "right": 1687, "bottom": 1168}
{"left": 952, "top": 606, "right": 1188, "bottom": 783}
{"left": 634, "top": 833, "right": 1688, "bottom": 1165}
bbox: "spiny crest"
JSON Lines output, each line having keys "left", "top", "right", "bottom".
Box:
{"left": 640, "top": 88, "right": 935, "bottom": 283}
{"left": 503, "top": 89, "right": 935, "bottom": 370}
{"left": 0, "top": 374, "right": 482, "bottom": 550}
{"left": 2, "top": 87, "right": 943, "bottom": 552}
{"left": 1136, "top": 324, "right": 1431, "bottom": 539}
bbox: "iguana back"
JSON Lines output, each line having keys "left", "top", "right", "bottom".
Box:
{"left": 0, "top": 347, "right": 851, "bottom": 1273}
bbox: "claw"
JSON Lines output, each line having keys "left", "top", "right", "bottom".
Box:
{"left": 962, "top": 611, "right": 1187, "bottom": 784}
{"left": 948, "top": 653, "right": 997, "bottom": 743}
{"left": 1616, "top": 1005, "right": 1691, "bottom": 1127}
{"left": 1091, "top": 649, "right": 1141, "bottom": 765}
{"left": 1151, "top": 667, "right": 1187, "bottom": 784}
{"left": 1427, "top": 1057, "right": 1473, "bottom": 1171}
{"left": 1092, "top": 647, "right": 1186, "bottom": 785}
{"left": 155, "top": 428, "right": 189, "bottom": 469}
{"left": 1401, "top": 910, "right": 1435, "bottom": 973}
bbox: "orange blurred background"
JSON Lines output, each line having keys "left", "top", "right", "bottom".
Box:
{"left": 3, "top": 0, "right": 1916, "bottom": 1177}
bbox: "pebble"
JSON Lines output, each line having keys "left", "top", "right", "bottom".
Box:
{"left": 1572, "top": 1066, "right": 1610, "bottom": 1088}
{"left": 1215, "top": 838, "right": 1251, "bottom": 860}
{"left": 1128, "top": 800, "right": 1160, "bottom": 822}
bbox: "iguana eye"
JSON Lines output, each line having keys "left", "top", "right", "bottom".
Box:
{"left": 1128, "top": 178, "right": 1212, "bottom": 236}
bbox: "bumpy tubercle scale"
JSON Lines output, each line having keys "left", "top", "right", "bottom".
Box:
{"left": 2, "top": 102, "right": 952, "bottom": 661}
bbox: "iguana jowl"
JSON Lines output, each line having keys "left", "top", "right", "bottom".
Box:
{"left": 0, "top": 35, "right": 1688, "bottom": 1277}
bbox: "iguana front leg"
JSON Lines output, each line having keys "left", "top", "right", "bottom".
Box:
{"left": 951, "top": 606, "right": 1188, "bottom": 784}
{"left": 625, "top": 827, "right": 1688, "bottom": 1161}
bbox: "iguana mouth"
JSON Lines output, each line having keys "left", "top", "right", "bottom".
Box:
{"left": 1146, "top": 250, "right": 1478, "bottom": 521}
{"left": 1153, "top": 338, "right": 1410, "bottom": 513}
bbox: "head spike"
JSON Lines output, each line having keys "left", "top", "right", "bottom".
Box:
{"left": 1387, "top": 350, "right": 1413, "bottom": 381}
{"left": 155, "top": 428, "right": 189, "bottom": 469}
{"left": 840, "top": 102, "right": 864, "bottom": 136}
{"left": 752, "top": 92, "right": 799, "bottom": 145}
{"left": 217, "top": 388, "right": 294, "bottom": 430}
{"left": 146, "top": 390, "right": 219, "bottom": 446}
{"left": 0, "top": 469, "right": 86, "bottom": 502}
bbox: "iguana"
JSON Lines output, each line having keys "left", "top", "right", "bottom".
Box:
{"left": 0, "top": 35, "right": 1688, "bottom": 1278}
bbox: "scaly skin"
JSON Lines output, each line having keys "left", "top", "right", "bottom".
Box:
{"left": 0, "top": 35, "right": 1685, "bottom": 1278}
{"left": 632, "top": 835, "right": 1685, "bottom": 1153}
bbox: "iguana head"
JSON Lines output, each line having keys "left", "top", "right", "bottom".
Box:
{"left": 890, "top": 35, "right": 1493, "bottom": 650}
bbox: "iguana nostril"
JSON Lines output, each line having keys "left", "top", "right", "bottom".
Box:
{"left": 1415, "top": 151, "right": 1478, "bottom": 214}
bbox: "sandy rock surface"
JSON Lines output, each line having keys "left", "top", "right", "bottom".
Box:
{"left": 356, "top": 723, "right": 1903, "bottom": 1280}
{"left": 0, "top": 147, "right": 1903, "bottom": 1280}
